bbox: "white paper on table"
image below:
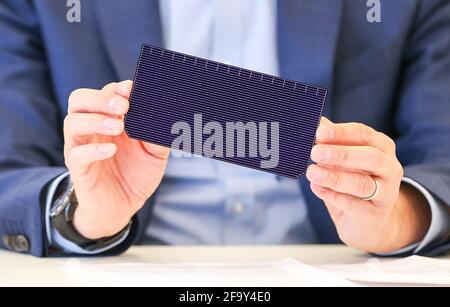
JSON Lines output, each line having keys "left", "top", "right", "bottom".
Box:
{"left": 59, "top": 258, "right": 354, "bottom": 287}
{"left": 319, "top": 256, "right": 450, "bottom": 286}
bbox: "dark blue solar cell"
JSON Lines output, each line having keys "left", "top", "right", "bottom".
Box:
{"left": 125, "top": 44, "right": 327, "bottom": 178}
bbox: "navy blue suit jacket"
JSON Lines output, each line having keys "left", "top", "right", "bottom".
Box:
{"left": 0, "top": 0, "right": 449, "bottom": 257}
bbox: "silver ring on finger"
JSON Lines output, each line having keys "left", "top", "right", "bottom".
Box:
{"left": 361, "top": 177, "right": 380, "bottom": 201}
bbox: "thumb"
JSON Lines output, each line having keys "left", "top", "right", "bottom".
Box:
{"left": 141, "top": 142, "right": 171, "bottom": 160}
{"left": 115, "top": 80, "right": 133, "bottom": 99}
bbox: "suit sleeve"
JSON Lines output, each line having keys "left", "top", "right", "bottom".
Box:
{"left": 394, "top": 0, "right": 450, "bottom": 255}
{"left": 0, "top": 1, "right": 138, "bottom": 257}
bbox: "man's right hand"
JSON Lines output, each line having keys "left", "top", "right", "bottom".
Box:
{"left": 64, "top": 81, "right": 170, "bottom": 240}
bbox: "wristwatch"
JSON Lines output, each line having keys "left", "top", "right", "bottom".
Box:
{"left": 50, "top": 179, "right": 131, "bottom": 251}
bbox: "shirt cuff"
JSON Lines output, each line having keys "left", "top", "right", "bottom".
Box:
{"left": 378, "top": 177, "right": 450, "bottom": 256}
{"left": 45, "top": 172, "right": 130, "bottom": 255}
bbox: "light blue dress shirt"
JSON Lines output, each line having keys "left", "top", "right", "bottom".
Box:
{"left": 46, "top": 0, "right": 450, "bottom": 255}
{"left": 146, "top": 0, "right": 316, "bottom": 245}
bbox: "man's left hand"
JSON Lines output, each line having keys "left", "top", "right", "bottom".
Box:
{"left": 307, "top": 117, "right": 430, "bottom": 253}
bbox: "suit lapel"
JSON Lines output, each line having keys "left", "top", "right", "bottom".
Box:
{"left": 277, "top": 0, "right": 343, "bottom": 118}
{"left": 278, "top": 0, "right": 344, "bottom": 243}
{"left": 93, "top": 0, "right": 163, "bottom": 80}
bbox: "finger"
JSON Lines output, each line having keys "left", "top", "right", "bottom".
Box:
{"left": 114, "top": 80, "right": 133, "bottom": 99}
{"left": 66, "top": 143, "right": 117, "bottom": 177}
{"left": 310, "top": 183, "right": 374, "bottom": 220}
{"left": 306, "top": 164, "right": 377, "bottom": 199}
{"left": 141, "top": 142, "right": 171, "bottom": 160}
{"left": 310, "top": 183, "right": 343, "bottom": 224}
{"left": 311, "top": 144, "right": 391, "bottom": 177}
{"left": 68, "top": 89, "right": 129, "bottom": 116}
{"left": 316, "top": 117, "right": 396, "bottom": 154}
{"left": 64, "top": 113, "right": 124, "bottom": 140}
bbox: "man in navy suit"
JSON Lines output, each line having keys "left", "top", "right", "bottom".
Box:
{"left": 0, "top": 0, "right": 449, "bottom": 257}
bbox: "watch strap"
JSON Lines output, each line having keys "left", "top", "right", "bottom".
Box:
{"left": 51, "top": 180, "right": 132, "bottom": 251}
{"left": 52, "top": 213, "right": 131, "bottom": 251}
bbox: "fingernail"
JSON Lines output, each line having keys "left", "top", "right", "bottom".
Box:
{"left": 312, "top": 183, "right": 327, "bottom": 193}
{"left": 104, "top": 118, "right": 123, "bottom": 132}
{"left": 312, "top": 146, "right": 332, "bottom": 162}
{"left": 116, "top": 81, "right": 131, "bottom": 96}
{"left": 312, "top": 167, "right": 328, "bottom": 181}
{"left": 108, "top": 97, "right": 126, "bottom": 113}
{"left": 99, "top": 144, "right": 116, "bottom": 155}
{"left": 317, "top": 125, "right": 334, "bottom": 141}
